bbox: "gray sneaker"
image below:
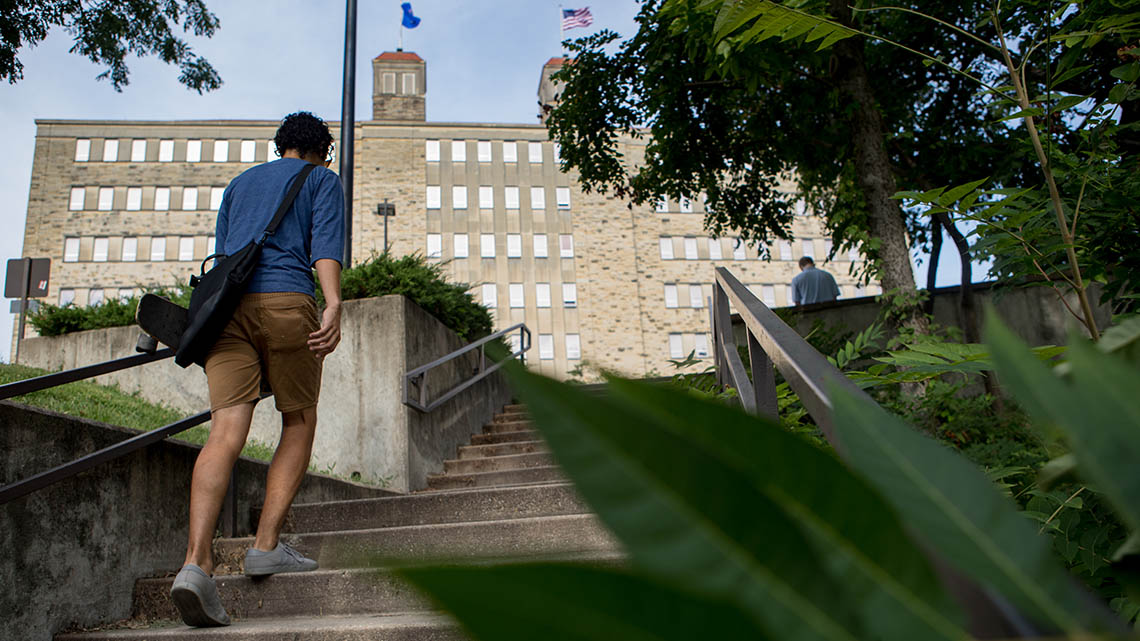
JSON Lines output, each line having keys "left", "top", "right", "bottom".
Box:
{"left": 243, "top": 541, "right": 318, "bottom": 576}
{"left": 170, "top": 564, "right": 231, "bottom": 627}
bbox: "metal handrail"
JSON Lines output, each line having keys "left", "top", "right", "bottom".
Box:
{"left": 403, "top": 323, "right": 531, "bottom": 413}
{"left": 0, "top": 348, "right": 174, "bottom": 401}
{"left": 710, "top": 266, "right": 1043, "bottom": 637}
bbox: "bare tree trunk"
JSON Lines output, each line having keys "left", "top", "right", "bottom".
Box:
{"left": 829, "top": 0, "right": 928, "bottom": 335}
{"left": 925, "top": 216, "right": 943, "bottom": 316}
{"left": 933, "top": 211, "right": 980, "bottom": 344}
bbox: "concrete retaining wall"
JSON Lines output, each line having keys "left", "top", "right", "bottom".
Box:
{"left": 19, "top": 295, "right": 513, "bottom": 493}
{"left": 0, "top": 402, "right": 390, "bottom": 641}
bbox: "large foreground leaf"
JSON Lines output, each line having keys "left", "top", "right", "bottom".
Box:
{"left": 508, "top": 365, "right": 968, "bottom": 641}
{"left": 828, "top": 379, "right": 1118, "bottom": 637}
{"left": 986, "top": 317, "right": 1140, "bottom": 534}
{"left": 402, "top": 564, "right": 765, "bottom": 641}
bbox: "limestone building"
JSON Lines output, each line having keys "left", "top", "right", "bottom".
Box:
{"left": 18, "top": 52, "right": 875, "bottom": 378}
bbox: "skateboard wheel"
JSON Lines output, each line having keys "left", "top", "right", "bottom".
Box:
{"left": 136, "top": 333, "right": 159, "bottom": 354}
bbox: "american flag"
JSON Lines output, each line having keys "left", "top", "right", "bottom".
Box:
{"left": 561, "top": 7, "right": 594, "bottom": 30}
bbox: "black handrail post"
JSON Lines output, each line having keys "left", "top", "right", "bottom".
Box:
{"left": 747, "top": 329, "right": 778, "bottom": 420}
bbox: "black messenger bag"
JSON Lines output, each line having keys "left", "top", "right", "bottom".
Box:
{"left": 174, "top": 163, "right": 317, "bottom": 368}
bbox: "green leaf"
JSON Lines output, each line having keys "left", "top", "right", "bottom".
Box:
{"left": 827, "top": 378, "right": 1116, "bottom": 635}
{"left": 1109, "top": 83, "right": 1133, "bottom": 104}
{"left": 1111, "top": 62, "right": 1140, "bottom": 83}
{"left": 986, "top": 316, "right": 1140, "bottom": 534}
{"left": 937, "top": 178, "right": 989, "bottom": 207}
{"left": 507, "top": 364, "right": 969, "bottom": 640}
{"left": 1097, "top": 314, "right": 1140, "bottom": 365}
{"left": 401, "top": 564, "right": 768, "bottom": 641}
{"left": 1038, "top": 454, "right": 1079, "bottom": 491}
{"left": 997, "top": 107, "right": 1045, "bottom": 123}
{"left": 1051, "top": 94, "right": 1091, "bottom": 112}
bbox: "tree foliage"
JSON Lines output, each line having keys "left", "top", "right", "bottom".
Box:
{"left": 0, "top": 0, "right": 222, "bottom": 92}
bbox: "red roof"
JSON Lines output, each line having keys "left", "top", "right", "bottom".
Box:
{"left": 544, "top": 57, "right": 570, "bottom": 67}
{"left": 374, "top": 51, "right": 423, "bottom": 62}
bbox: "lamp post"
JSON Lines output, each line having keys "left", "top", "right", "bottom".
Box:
{"left": 339, "top": 0, "right": 358, "bottom": 267}
{"left": 376, "top": 200, "right": 396, "bottom": 253}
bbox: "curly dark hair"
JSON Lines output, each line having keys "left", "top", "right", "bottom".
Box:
{"left": 272, "top": 111, "right": 334, "bottom": 160}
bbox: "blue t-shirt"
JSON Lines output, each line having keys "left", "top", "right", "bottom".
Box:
{"left": 215, "top": 158, "right": 345, "bottom": 296}
{"left": 791, "top": 266, "right": 840, "bottom": 305}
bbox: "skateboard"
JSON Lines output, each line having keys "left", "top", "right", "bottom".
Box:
{"left": 135, "top": 293, "right": 189, "bottom": 353}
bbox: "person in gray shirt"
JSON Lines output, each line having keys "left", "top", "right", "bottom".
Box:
{"left": 791, "top": 256, "right": 840, "bottom": 305}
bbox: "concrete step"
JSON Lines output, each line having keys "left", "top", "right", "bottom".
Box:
{"left": 457, "top": 440, "right": 547, "bottom": 459}
{"left": 492, "top": 412, "right": 529, "bottom": 424}
{"left": 425, "top": 466, "right": 564, "bottom": 490}
{"left": 281, "top": 483, "right": 585, "bottom": 533}
{"left": 469, "top": 430, "right": 537, "bottom": 445}
{"left": 482, "top": 419, "right": 532, "bottom": 434}
{"left": 442, "top": 452, "right": 553, "bottom": 475}
{"left": 211, "top": 513, "right": 615, "bottom": 575}
{"left": 58, "top": 612, "right": 463, "bottom": 640}
{"left": 502, "top": 403, "right": 527, "bottom": 413}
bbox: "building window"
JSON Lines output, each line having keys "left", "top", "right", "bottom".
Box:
{"left": 664, "top": 284, "right": 678, "bottom": 308}
{"left": 59, "top": 289, "right": 75, "bottom": 306}
{"left": 207, "top": 236, "right": 216, "bottom": 256}
{"left": 159, "top": 139, "right": 174, "bottom": 162}
{"left": 210, "top": 187, "right": 224, "bottom": 210}
{"left": 451, "top": 140, "right": 466, "bottom": 162}
{"left": 451, "top": 186, "right": 467, "bottom": 209}
{"left": 97, "top": 187, "right": 114, "bottom": 211}
{"left": 565, "top": 334, "right": 581, "bottom": 360}
{"left": 102, "top": 139, "right": 118, "bottom": 162}
{"left": 482, "top": 283, "right": 497, "bottom": 308}
{"left": 553, "top": 143, "right": 561, "bottom": 164}
{"left": 150, "top": 237, "right": 166, "bottom": 261}
{"left": 126, "top": 187, "right": 142, "bottom": 211}
{"left": 559, "top": 235, "right": 574, "bottom": 258}
{"left": 481, "top": 234, "right": 495, "bottom": 258}
{"left": 680, "top": 197, "right": 693, "bottom": 213}
{"left": 130, "top": 139, "right": 146, "bottom": 162}
{"left": 89, "top": 289, "right": 105, "bottom": 306}
{"left": 402, "top": 72, "right": 416, "bottom": 94}
{"left": 479, "top": 186, "right": 494, "bottom": 209}
{"left": 779, "top": 241, "right": 793, "bottom": 261}
{"left": 690, "top": 284, "right": 704, "bottom": 309}
{"left": 694, "top": 334, "right": 709, "bottom": 358}
{"left": 454, "top": 234, "right": 469, "bottom": 258}
{"left": 382, "top": 72, "right": 395, "bottom": 93}
{"left": 507, "top": 234, "right": 522, "bottom": 258}
{"left": 528, "top": 142, "right": 543, "bottom": 163}
{"left": 118, "top": 288, "right": 135, "bottom": 301}
{"left": 179, "top": 237, "right": 195, "bottom": 261}
{"left": 75, "top": 139, "right": 91, "bottom": 162}
{"left": 530, "top": 187, "right": 545, "bottom": 210}
{"left": 154, "top": 187, "right": 170, "bottom": 211}
{"left": 267, "top": 140, "right": 278, "bottom": 161}
{"left": 562, "top": 283, "right": 577, "bottom": 307}
{"left": 182, "top": 187, "right": 198, "bottom": 211}
{"left": 655, "top": 198, "right": 668, "bottom": 213}
{"left": 425, "top": 140, "right": 440, "bottom": 162}
{"left": 63, "top": 238, "right": 80, "bottom": 262}
{"left": 536, "top": 283, "right": 551, "bottom": 308}
{"left": 93, "top": 237, "right": 109, "bottom": 262}
{"left": 477, "top": 141, "right": 492, "bottom": 162}
{"left": 708, "top": 238, "right": 722, "bottom": 260}
{"left": 537, "top": 334, "right": 554, "bottom": 360}
{"left": 555, "top": 187, "right": 571, "bottom": 209}
{"left": 426, "top": 186, "right": 441, "bottom": 209}
{"left": 426, "top": 233, "right": 442, "bottom": 258}
{"left": 502, "top": 141, "right": 518, "bottom": 163}
{"left": 509, "top": 283, "right": 524, "bottom": 308}
{"left": 761, "top": 285, "right": 776, "bottom": 307}
{"left": 854, "top": 284, "right": 867, "bottom": 297}
{"left": 659, "top": 237, "right": 674, "bottom": 260}
{"left": 69, "top": 187, "right": 85, "bottom": 211}
{"left": 684, "top": 237, "right": 698, "bottom": 260}
{"left": 668, "top": 333, "right": 684, "bottom": 359}
{"left": 212, "top": 140, "right": 228, "bottom": 162}
{"left": 505, "top": 187, "right": 520, "bottom": 210}
{"left": 801, "top": 239, "right": 815, "bottom": 259}
{"left": 795, "top": 200, "right": 807, "bottom": 216}
{"left": 848, "top": 246, "right": 860, "bottom": 262}
{"left": 733, "top": 239, "right": 746, "bottom": 260}
{"left": 240, "top": 140, "right": 256, "bottom": 163}
{"left": 186, "top": 140, "right": 202, "bottom": 162}
{"left": 824, "top": 239, "right": 834, "bottom": 258}
{"left": 533, "top": 234, "right": 548, "bottom": 258}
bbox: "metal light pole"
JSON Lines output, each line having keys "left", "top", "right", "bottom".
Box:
{"left": 376, "top": 200, "right": 396, "bottom": 253}
{"left": 339, "top": 0, "right": 358, "bottom": 267}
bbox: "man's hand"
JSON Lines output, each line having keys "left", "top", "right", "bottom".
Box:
{"left": 308, "top": 302, "right": 342, "bottom": 358}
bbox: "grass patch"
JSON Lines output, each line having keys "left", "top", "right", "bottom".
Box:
{"left": 0, "top": 363, "right": 276, "bottom": 462}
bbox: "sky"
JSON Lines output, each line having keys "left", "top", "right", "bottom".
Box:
{"left": 0, "top": 0, "right": 979, "bottom": 362}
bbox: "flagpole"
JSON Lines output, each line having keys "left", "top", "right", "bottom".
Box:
{"left": 558, "top": 3, "right": 563, "bottom": 55}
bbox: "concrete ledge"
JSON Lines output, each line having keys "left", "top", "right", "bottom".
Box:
{"left": 0, "top": 401, "right": 390, "bottom": 641}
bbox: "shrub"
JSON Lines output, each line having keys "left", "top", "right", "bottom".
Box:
{"left": 27, "top": 284, "right": 191, "bottom": 337}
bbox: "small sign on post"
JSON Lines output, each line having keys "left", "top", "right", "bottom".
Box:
{"left": 5, "top": 257, "right": 51, "bottom": 363}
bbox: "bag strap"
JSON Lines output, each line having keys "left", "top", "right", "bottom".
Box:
{"left": 258, "top": 162, "right": 318, "bottom": 245}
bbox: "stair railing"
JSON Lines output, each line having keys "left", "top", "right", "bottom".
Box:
{"left": 0, "top": 334, "right": 255, "bottom": 536}
{"left": 710, "top": 266, "right": 1045, "bottom": 638}
{"left": 404, "top": 323, "right": 531, "bottom": 413}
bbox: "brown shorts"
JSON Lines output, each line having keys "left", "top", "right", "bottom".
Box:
{"left": 204, "top": 293, "right": 323, "bottom": 413}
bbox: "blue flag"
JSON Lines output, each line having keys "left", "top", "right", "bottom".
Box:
{"left": 401, "top": 3, "right": 421, "bottom": 29}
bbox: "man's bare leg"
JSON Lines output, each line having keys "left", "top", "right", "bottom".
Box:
{"left": 252, "top": 406, "right": 318, "bottom": 551}
{"left": 184, "top": 402, "right": 256, "bottom": 575}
